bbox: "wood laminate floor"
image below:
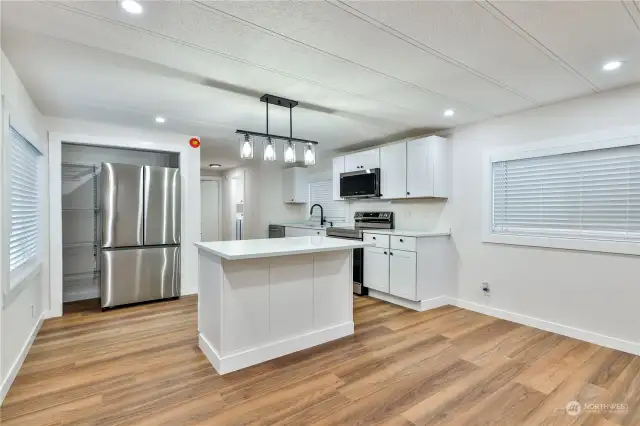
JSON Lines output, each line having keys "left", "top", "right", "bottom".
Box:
{"left": 1, "top": 296, "right": 638, "bottom": 426}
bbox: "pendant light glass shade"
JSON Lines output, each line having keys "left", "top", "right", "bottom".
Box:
{"left": 284, "top": 141, "right": 296, "bottom": 163}
{"left": 304, "top": 143, "right": 316, "bottom": 166}
{"left": 263, "top": 137, "right": 276, "bottom": 161}
{"left": 240, "top": 134, "right": 254, "bottom": 159}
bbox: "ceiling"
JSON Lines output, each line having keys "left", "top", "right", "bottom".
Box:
{"left": 2, "top": 1, "right": 639, "bottom": 169}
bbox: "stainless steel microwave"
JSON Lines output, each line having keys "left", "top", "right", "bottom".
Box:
{"left": 340, "top": 168, "right": 381, "bottom": 199}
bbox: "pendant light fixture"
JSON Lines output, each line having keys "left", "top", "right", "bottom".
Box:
{"left": 236, "top": 94, "right": 318, "bottom": 165}
{"left": 263, "top": 137, "right": 276, "bottom": 161}
{"left": 284, "top": 140, "right": 296, "bottom": 163}
{"left": 240, "top": 133, "right": 254, "bottom": 159}
{"left": 304, "top": 143, "right": 316, "bottom": 166}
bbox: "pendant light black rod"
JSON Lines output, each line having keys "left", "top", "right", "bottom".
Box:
{"left": 236, "top": 129, "right": 318, "bottom": 145}
{"left": 289, "top": 108, "right": 292, "bottom": 140}
{"left": 266, "top": 101, "right": 269, "bottom": 135}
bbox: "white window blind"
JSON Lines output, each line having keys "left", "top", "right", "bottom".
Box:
{"left": 9, "top": 126, "right": 42, "bottom": 276}
{"left": 309, "top": 180, "right": 347, "bottom": 222}
{"left": 492, "top": 144, "right": 640, "bottom": 242}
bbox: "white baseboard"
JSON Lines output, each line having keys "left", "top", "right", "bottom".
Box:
{"left": 365, "top": 290, "right": 640, "bottom": 356}
{"left": 453, "top": 298, "right": 640, "bottom": 356}
{"left": 0, "top": 313, "right": 45, "bottom": 405}
{"left": 368, "top": 290, "right": 452, "bottom": 312}
{"left": 199, "top": 321, "right": 354, "bottom": 375}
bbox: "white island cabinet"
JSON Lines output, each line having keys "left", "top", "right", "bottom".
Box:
{"left": 195, "top": 236, "right": 372, "bottom": 375}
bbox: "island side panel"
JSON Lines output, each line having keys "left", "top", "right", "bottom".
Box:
{"left": 313, "top": 251, "right": 353, "bottom": 330}
{"left": 221, "top": 258, "right": 271, "bottom": 356}
{"left": 198, "top": 250, "right": 223, "bottom": 355}
{"left": 269, "top": 254, "right": 314, "bottom": 341}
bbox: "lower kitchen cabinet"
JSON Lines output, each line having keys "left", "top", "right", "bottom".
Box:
{"left": 363, "top": 247, "right": 390, "bottom": 293}
{"left": 362, "top": 232, "right": 453, "bottom": 309}
{"left": 389, "top": 250, "right": 417, "bottom": 300}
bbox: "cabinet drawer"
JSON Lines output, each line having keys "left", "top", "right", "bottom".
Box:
{"left": 390, "top": 236, "right": 417, "bottom": 252}
{"left": 363, "top": 233, "right": 389, "bottom": 248}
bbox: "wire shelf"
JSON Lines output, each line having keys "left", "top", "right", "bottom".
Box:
{"left": 63, "top": 271, "right": 101, "bottom": 281}
{"left": 61, "top": 163, "right": 98, "bottom": 181}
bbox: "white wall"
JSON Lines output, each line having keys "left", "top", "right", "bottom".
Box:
{"left": 222, "top": 162, "right": 307, "bottom": 240}
{"left": 47, "top": 117, "right": 201, "bottom": 317}
{"left": 449, "top": 83, "right": 640, "bottom": 354}
{"left": 0, "top": 51, "right": 49, "bottom": 403}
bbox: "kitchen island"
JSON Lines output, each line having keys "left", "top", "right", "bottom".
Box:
{"left": 194, "top": 236, "right": 372, "bottom": 374}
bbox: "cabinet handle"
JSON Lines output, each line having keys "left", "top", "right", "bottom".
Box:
{"left": 390, "top": 252, "right": 394, "bottom": 256}
{"left": 383, "top": 251, "right": 387, "bottom": 255}
{"left": 400, "top": 239, "right": 404, "bottom": 242}
{"left": 372, "top": 237, "right": 376, "bottom": 240}
{"left": 406, "top": 192, "right": 410, "bottom": 195}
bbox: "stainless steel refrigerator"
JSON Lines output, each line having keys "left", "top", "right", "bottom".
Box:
{"left": 100, "top": 163, "right": 181, "bottom": 308}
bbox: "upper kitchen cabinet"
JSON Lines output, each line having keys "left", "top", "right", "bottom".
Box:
{"left": 344, "top": 148, "right": 380, "bottom": 172}
{"left": 282, "top": 167, "right": 308, "bottom": 204}
{"left": 380, "top": 143, "right": 407, "bottom": 199}
{"left": 406, "top": 136, "right": 450, "bottom": 198}
{"left": 333, "top": 156, "right": 345, "bottom": 201}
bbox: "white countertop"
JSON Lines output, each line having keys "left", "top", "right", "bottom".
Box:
{"left": 195, "top": 236, "right": 373, "bottom": 260}
{"left": 273, "top": 222, "right": 327, "bottom": 230}
{"left": 362, "top": 229, "right": 451, "bottom": 237}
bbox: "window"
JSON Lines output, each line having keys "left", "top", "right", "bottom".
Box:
{"left": 8, "top": 125, "right": 42, "bottom": 285}
{"left": 486, "top": 134, "right": 640, "bottom": 255}
{"left": 309, "top": 180, "right": 347, "bottom": 223}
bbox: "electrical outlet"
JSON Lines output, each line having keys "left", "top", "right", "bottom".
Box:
{"left": 482, "top": 282, "right": 490, "bottom": 296}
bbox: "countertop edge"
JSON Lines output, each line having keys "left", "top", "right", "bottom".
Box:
{"left": 361, "top": 229, "right": 452, "bottom": 237}
{"left": 194, "top": 241, "right": 373, "bottom": 260}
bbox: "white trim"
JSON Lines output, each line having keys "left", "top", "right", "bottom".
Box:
{"left": 366, "top": 292, "right": 640, "bottom": 356}
{"left": 199, "top": 321, "right": 354, "bottom": 375}
{"left": 453, "top": 298, "right": 640, "bottom": 356}
{"left": 368, "top": 290, "right": 452, "bottom": 312}
{"left": 0, "top": 312, "right": 45, "bottom": 405}
{"left": 482, "top": 126, "right": 640, "bottom": 256}
{"left": 48, "top": 131, "right": 201, "bottom": 317}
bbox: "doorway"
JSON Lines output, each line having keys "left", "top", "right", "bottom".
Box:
{"left": 201, "top": 179, "right": 222, "bottom": 241}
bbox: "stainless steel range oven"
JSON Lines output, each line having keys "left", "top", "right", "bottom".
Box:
{"left": 326, "top": 211, "right": 394, "bottom": 295}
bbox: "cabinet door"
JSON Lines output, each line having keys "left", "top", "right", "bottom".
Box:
{"left": 282, "top": 168, "right": 295, "bottom": 203}
{"left": 363, "top": 247, "right": 390, "bottom": 293}
{"left": 345, "top": 148, "right": 380, "bottom": 172}
{"left": 333, "top": 157, "right": 345, "bottom": 200}
{"left": 285, "top": 227, "right": 306, "bottom": 237}
{"left": 406, "top": 138, "right": 434, "bottom": 198}
{"left": 389, "top": 250, "right": 417, "bottom": 300}
{"left": 293, "top": 168, "right": 308, "bottom": 203}
{"left": 380, "top": 143, "right": 407, "bottom": 199}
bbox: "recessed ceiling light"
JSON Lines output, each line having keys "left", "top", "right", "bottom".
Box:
{"left": 444, "top": 109, "right": 455, "bottom": 117}
{"left": 209, "top": 164, "right": 222, "bottom": 168}
{"left": 121, "top": 0, "right": 143, "bottom": 15}
{"left": 602, "top": 60, "right": 622, "bottom": 71}
{"left": 155, "top": 116, "right": 165, "bottom": 123}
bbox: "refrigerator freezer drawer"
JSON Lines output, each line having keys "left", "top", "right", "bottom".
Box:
{"left": 101, "top": 163, "right": 144, "bottom": 248}
{"left": 144, "top": 166, "right": 181, "bottom": 245}
{"left": 101, "top": 246, "right": 180, "bottom": 308}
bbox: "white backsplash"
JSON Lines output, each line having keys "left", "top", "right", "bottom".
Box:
{"left": 346, "top": 198, "right": 449, "bottom": 231}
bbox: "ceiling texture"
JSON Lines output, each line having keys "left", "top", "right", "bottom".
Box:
{"left": 2, "top": 0, "right": 640, "bottom": 168}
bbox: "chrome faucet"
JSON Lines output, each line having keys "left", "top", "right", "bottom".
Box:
{"left": 310, "top": 204, "right": 326, "bottom": 226}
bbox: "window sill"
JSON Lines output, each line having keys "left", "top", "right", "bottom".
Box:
{"left": 483, "top": 233, "right": 640, "bottom": 257}
{"left": 5, "top": 260, "right": 42, "bottom": 307}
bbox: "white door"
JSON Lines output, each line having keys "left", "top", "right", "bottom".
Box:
{"left": 363, "top": 247, "right": 390, "bottom": 293}
{"left": 389, "top": 250, "right": 417, "bottom": 300}
{"left": 407, "top": 138, "right": 434, "bottom": 198}
{"left": 201, "top": 180, "right": 221, "bottom": 241}
{"left": 380, "top": 143, "right": 407, "bottom": 199}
